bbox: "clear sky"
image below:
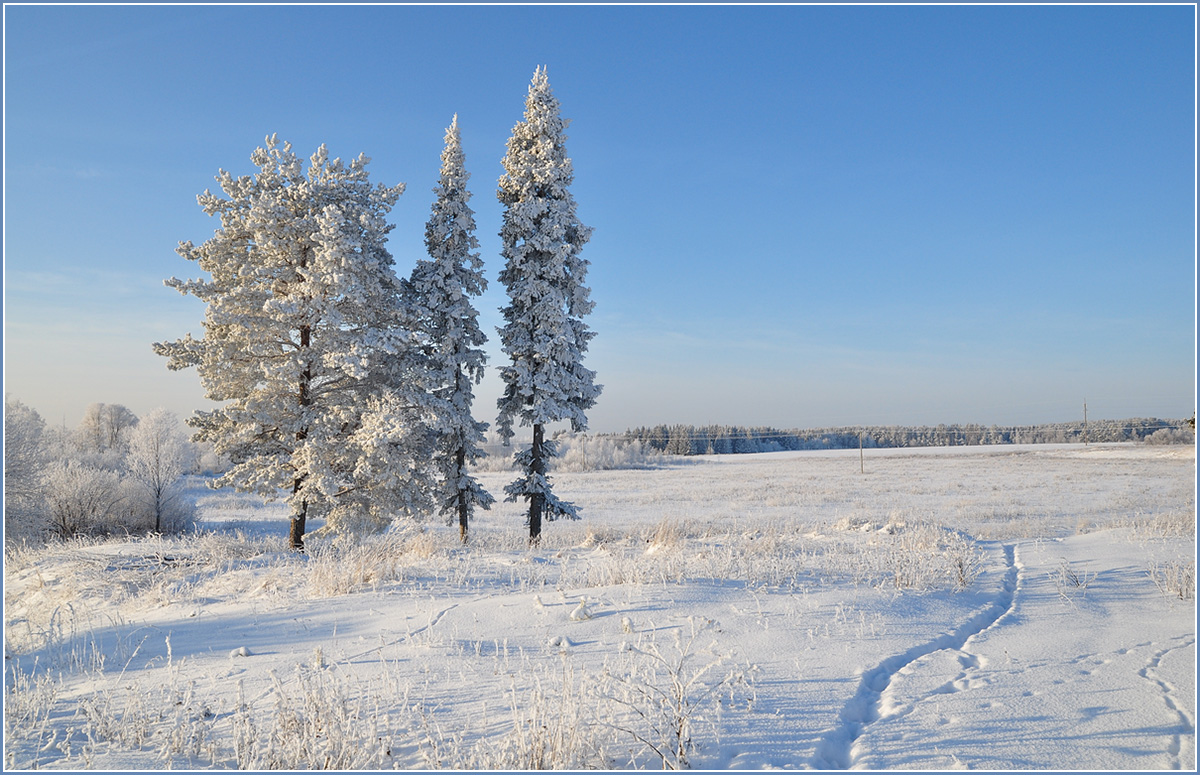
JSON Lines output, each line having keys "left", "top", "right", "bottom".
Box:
{"left": 4, "top": 4, "right": 1196, "bottom": 435}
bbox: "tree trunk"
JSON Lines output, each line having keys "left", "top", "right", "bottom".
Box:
{"left": 289, "top": 481, "right": 307, "bottom": 552}
{"left": 290, "top": 320, "right": 312, "bottom": 552}
{"left": 456, "top": 446, "right": 469, "bottom": 544}
{"left": 289, "top": 505, "right": 307, "bottom": 551}
{"left": 454, "top": 366, "right": 470, "bottom": 545}
{"left": 529, "top": 423, "right": 545, "bottom": 545}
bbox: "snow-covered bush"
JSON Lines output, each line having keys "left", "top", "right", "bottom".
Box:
{"left": 41, "top": 460, "right": 126, "bottom": 539}
{"left": 554, "top": 433, "right": 665, "bottom": 472}
{"left": 245, "top": 666, "right": 396, "bottom": 769}
{"left": 471, "top": 446, "right": 518, "bottom": 473}
{"left": 598, "top": 617, "right": 755, "bottom": 770}
{"left": 123, "top": 485, "right": 196, "bottom": 536}
{"left": 1143, "top": 427, "right": 1195, "bottom": 445}
{"left": 475, "top": 433, "right": 664, "bottom": 474}
{"left": 4, "top": 397, "right": 49, "bottom": 544}
{"left": 302, "top": 529, "right": 434, "bottom": 597}
{"left": 462, "top": 662, "right": 608, "bottom": 769}
{"left": 1147, "top": 559, "right": 1195, "bottom": 601}
{"left": 845, "top": 520, "right": 985, "bottom": 592}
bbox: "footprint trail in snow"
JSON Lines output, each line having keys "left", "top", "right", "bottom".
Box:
{"left": 812, "top": 543, "right": 1020, "bottom": 769}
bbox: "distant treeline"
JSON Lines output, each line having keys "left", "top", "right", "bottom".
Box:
{"left": 622, "top": 418, "right": 1192, "bottom": 456}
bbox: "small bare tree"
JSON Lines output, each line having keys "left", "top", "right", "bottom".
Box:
{"left": 126, "top": 408, "right": 194, "bottom": 533}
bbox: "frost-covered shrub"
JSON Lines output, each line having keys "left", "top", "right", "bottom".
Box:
{"left": 848, "top": 521, "right": 985, "bottom": 591}
{"left": 474, "top": 433, "right": 664, "bottom": 474}
{"left": 123, "top": 484, "right": 196, "bottom": 536}
{"left": 554, "top": 433, "right": 665, "bottom": 472}
{"left": 598, "top": 617, "right": 755, "bottom": 770}
{"left": 1143, "top": 427, "right": 1195, "bottom": 446}
{"left": 5, "top": 397, "right": 48, "bottom": 544}
{"left": 461, "top": 663, "right": 608, "bottom": 769}
{"left": 41, "top": 461, "right": 126, "bottom": 539}
{"left": 303, "top": 527, "right": 449, "bottom": 597}
{"left": 1117, "top": 507, "right": 1197, "bottom": 538}
{"left": 246, "top": 667, "right": 396, "bottom": 770}
{"left": 472, "top": 443, "right": 518, "bottom": 472}
{"left": 1147, "top": 559, "right": 1195, "bottom": 601}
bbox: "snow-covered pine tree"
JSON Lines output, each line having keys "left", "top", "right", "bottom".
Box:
{"left": 155, "top": 136, "right": 437, "bottom": 550}
{"left": 495, "top": 67, "right": 602, "bottom": 543}
{"left": 404, "top": 115, "right": 494, "bottom": 543}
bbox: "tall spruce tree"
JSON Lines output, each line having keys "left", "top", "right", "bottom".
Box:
{"left": 155, "top": 136, "right": 436, "bottom": 550}
{"left": 495, "top": 67, "right": 601, "bottom": 543}
{"left": 405, "top": 115, "right": 494, "bottom": 543}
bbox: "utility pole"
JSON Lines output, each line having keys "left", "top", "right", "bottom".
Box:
{"left": 859, "top": 429, "right": 865, "bottom": 474}
{"left": 1083, "top": 400, "right": 1089, "bottom": 446}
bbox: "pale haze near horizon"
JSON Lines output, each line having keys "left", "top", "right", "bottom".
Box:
{"left": 3, "top": 4, "right": 1195, "bottom": 435}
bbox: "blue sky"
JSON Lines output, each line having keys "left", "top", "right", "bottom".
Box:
{"left": 4, "top": 4, "right": 1195, "bottom": 434}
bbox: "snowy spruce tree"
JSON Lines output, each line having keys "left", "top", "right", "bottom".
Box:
{"left": 404, "top": 115, "right": 494, "bottom": 543}
{"left": 155, "top": 136, "right": 437, "bottom": 550}
{"left": 496, "top": 67, "right": 601, "bottom": 543}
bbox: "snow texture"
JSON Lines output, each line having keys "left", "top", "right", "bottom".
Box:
{"left": 3, "top": 443, "right": 1193, "bottom": 770}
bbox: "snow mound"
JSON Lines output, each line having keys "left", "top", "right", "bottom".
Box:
{"left": 569, "top": 601, "right": 593, "bottom": 621}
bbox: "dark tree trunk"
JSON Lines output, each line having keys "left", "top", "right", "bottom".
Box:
{"left": 289, "top": 498, "right": 307, "bottom": 552}
{"left": 529, "top": 422, "right": 545, "bottom": 545}
{"left": 290, "top": 320, "right": 312, "bottom": 552}
{"left": 453, "top": 366, "right": 470, "bottom": 545}
{"left": 456, "top": 446, "right": 469, "bottom": 544}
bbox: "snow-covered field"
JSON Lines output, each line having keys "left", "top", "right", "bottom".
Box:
{"left": 4, "top": 443, "right": 1195, "bottom": 770}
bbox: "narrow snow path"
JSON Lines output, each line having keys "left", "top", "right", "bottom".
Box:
{"left": 1139, "top": 635, "right": 1198, "bottom": 769}
{"left": 811, "top": 543, "right": 1020, "bottom": 769}
{"left": 848, "top": 532, "right": 1196, "bottom": 770}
